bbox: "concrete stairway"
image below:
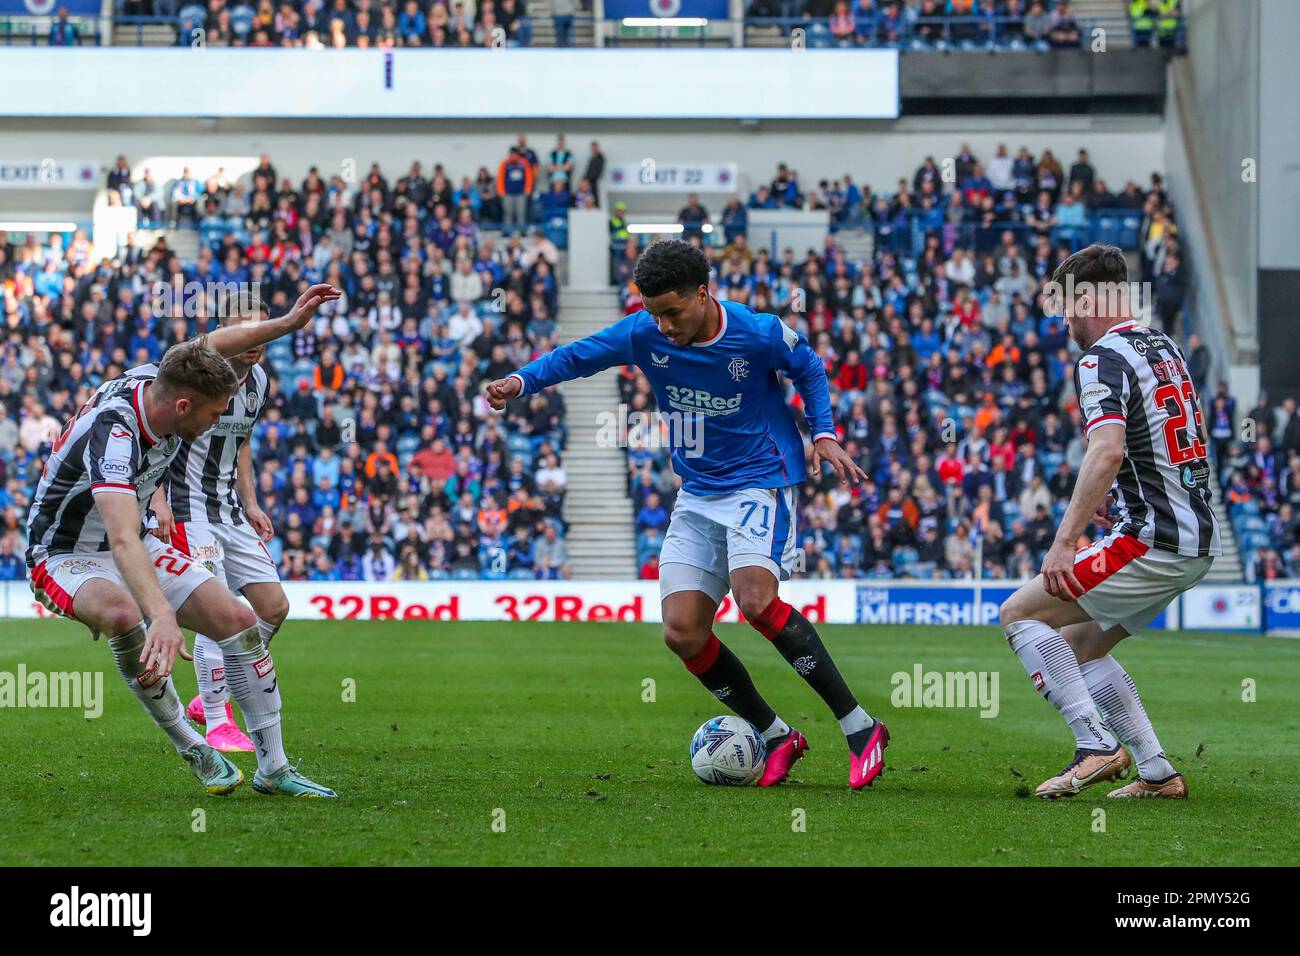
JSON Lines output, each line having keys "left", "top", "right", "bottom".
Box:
{"left": 112, "top": 23, "right": 176, "bottom": 47}
{"left": 525, "top": 1, "right": 596, "bottom": 47}
{"left": 555, "top": 287, "right": 638, "bottom": 579}
{"left": 1074, "top": 0, "right": 1132, "bottom": 49}
{"left": 832, "top": 226, "right": 875, "bottom": 266}
{"left": 136, "top": 227, "right": 199, "bottom": 262}
{"left": 1205, "top": 464, "right": 1245, "bottom": 583}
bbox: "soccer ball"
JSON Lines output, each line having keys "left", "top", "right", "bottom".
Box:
{"left": 689, "top": 716, "right": 766, "bottom": 786}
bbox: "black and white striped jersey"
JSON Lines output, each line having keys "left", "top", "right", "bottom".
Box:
{"left": 109, "top": 363, "right": 268, "bottom": 527}
{"left": 26, "top": 377, "right": 182, "bottom": 563}
{"left": 1075, "top": 321, "right": 1221, "bottom": 558}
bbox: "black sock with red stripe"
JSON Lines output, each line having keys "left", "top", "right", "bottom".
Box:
{"left": 682, "top": 634, "right": 777, "bottom": 732}
{"left": 751, "top": 598, "right": 873, "bottom": 748}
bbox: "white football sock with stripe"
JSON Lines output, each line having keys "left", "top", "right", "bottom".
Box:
{"left": 192, "top": 633, "right": 230, "bottom": 729}
{"left": 256, "top": 616, "right": 280, "bottom": 649}
{"left": 1081, "top": 655, "right": 1177, "bottom": 781}
{"left": 110, "top": 623, "right": 206, "bottom": 754}
{"left": 218, "top": 626, "right": 287, "bottom": 776}
{"left": 1005, "top": 620, "right": 1118, "bottom": 751}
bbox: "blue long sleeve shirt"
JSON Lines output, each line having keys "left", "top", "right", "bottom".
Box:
{"left": 511, "top": 299, "right": 837, "bottom": 495}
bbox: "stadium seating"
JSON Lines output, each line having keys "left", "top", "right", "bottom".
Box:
{"left": 608, "top": 149, "right": 1246, "bottom": 581}
{"left": 6, "top": 136, "right": 1282, "bottom": 587}
{"left": 4, "top": 0, "right": 1186, "bottom": 51}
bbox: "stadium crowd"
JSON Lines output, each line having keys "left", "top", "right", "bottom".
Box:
{"left": 0, "top": 139, "right": 1282, "bottom": 587}
{"left": 0, "top": 145, "right": 584, "bottom": 583}
{"left": 742, "top": 0, "right": 1181, "bottom": 52}
{"left": 28, "top": 0, "right": 1184, "bottom": 49}
{"left": 611, "top": 146, "right": 1248, "bottom": 581}
{"left": 115, "top": 0, "right": 558, "bottom": 48}
{"left": 108, "top": 136, "right": 606, "bottom": 246}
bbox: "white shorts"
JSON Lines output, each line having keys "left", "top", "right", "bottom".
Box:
{"left": 29, "top": 535, "right": 213, "bottom": 622}
{"left": 659, "top": 486, "right": 799, "bottom": 603}
{"left": 1073, "top": 529, "right": 1214, "bottom": 635}
{"left": 172, "top": 520, "right": 280, "bottom": 593}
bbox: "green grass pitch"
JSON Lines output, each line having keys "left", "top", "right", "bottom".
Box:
{"left": 1, "top": 619, "right": 1297, "bottom": 866}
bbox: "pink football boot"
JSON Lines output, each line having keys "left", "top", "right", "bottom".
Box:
{"left": 849, "top": 720, "right": 890, "bottom": 790}
{"left": 187, "top": 695, "right": 206, "bottom": 725}
{"left": 758, "top": 729, "right": 809, "bottom": 787}
{"left": 206, "top": 721, "right": 256, "bottom": 753}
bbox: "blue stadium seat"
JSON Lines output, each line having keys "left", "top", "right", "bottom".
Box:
{"left": 230, "top": 5, "right": 255, "bottom": 38}
{"left": 1117, "top": 214, "right": 1142, "bottom": 248}
{"left": 1093, "top": 214, "right": 1120, "bottom": 247}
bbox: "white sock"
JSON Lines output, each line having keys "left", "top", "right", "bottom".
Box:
{"left": 192, "top": 633, "right": 229, "bottom": 729}
{"left": 110, "top": 623, "right": 206, "bottom": 754}
{"left": 1081, "top": 656, "right": 1177, "bottom": 781}
{"left": 837, "top": 705, "right": 875, "bottom": 736}
{"left": 1005, "top": 620, "right": 1118, "bottom": 751}
{"left": 256, "top": 616, "right": 281, "bottom": 649}
{"left": 218, "top": 626, "right": 287, "bottom": 776}
{"left": 761, "top": 716, "right": 791, "bottom": 743}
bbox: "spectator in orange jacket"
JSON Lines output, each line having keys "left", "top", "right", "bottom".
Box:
{"left": 365, "top": 442, "right": 399, "bottom": 479}
{"left": 987, "top": 334, "right": 1022, "bottom": 368}
{"left": 497, "top": 146, "right": 535, "bottom": 233}
{"left": 314, "top": 351, "right": 345, "bottom": 392}
{"left": 973, "top": 392, "right": 1000, "bottom": 435}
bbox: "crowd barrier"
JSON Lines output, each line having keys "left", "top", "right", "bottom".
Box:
{"left": 1, "top": 579, "right": 1291, "bottom": 634}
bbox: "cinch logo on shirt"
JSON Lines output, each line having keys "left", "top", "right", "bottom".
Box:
{"left": 664, "top": 385, "right": 742, "bottom": 418}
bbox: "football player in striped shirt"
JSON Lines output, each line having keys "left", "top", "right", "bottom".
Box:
{"left": 112, "top": 296, "right": 283, "bottom": 755}
{"left": 27, "top": 285, "right": 341, "bottom": 797}
{"left": 1000, "top": 245, "right": 1220, "bottom": 800}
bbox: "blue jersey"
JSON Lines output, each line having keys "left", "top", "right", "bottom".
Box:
{"left": 511, "top": 299, "right": 837, "bottom": 495}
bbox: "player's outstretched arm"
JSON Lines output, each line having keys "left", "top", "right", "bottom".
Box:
{"left": 206, "top": 283, "right": 342, "bottom": 359}
{"left": 95, "top": 490, "right": 191, "bottom": 677}
{"left": 486, "top": 315, "right": 636, "bottom": 411}
{"left": 1040, "top": 423, "right": 1125, "bottom": 602}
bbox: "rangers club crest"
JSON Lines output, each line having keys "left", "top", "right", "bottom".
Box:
{"left": 727, "top": 356, "right": 749, "bottom": 382}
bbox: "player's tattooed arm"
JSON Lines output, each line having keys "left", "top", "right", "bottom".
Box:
{"left": 1041, "top": 423, "right": 1126, "bottom": 601}
{"left": 206, "top": 283, "right": 342, "bottom": 358}
{"left": 95, "top": 490, "right": 191, "bottom": 677}
{"left": 237, "top": 442, "right": 274, "bottom": 540}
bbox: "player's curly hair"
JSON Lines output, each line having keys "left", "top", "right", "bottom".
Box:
{"left": 632, "top": 239, "right": 710, "bottom": 299}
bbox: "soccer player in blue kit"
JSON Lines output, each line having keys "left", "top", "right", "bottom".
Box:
{"left": 487, "top": 240, "right": 889, "bottom": 789}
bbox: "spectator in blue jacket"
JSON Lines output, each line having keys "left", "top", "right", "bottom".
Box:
{"left": 398, "top": 0, "right": 427, "bottom": 42}
{"left": 48, "top": 7, "right": 77, "bottom": 47}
